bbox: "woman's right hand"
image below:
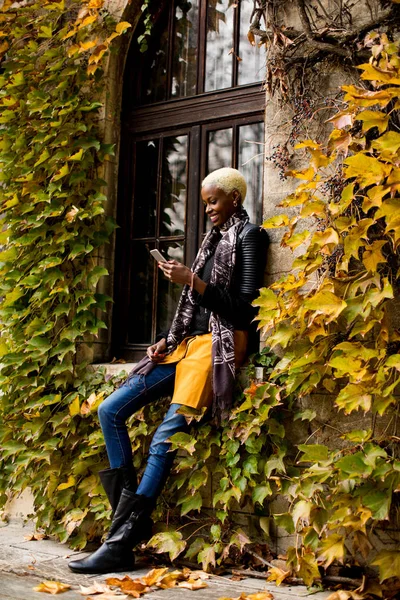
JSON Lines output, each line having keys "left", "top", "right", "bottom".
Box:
{"left": 147, "top": 338, "right": 167, "bottom": 362}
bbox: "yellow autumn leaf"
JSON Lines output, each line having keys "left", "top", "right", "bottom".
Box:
{"left": 88, "top": 44, "right": 107, "bottom": 64}
{"left": 178, "top": 580, "right": 208, "bottom": 590}
{"left": 57, "top": 475, "right": 76, "bottom": 491}
{"left": 326, "top": 591, "right": 365, "bottom": 600}
{"left": 356, "top": 109, "right": 389, "bottom": 134}
{"left": 78, "top": 15, "right": 97, "bottom": 29}
{"left": 33, "top": 580, "right": 71, "bottom": 595}
{"left": 141, "top": 567, "right": 169, "bottom": 586}
{"left": 297, "top": 553, "right": 321, "bottom": 586}
{"left": 116, "top": 21, "right": 132, "bottom": 34}
{"left": 106, "top": 31, "right": 121, "bottom": 45}
{"left": 294, "top": 139, "right": 320, "bottom": 150}
{"left": 87, "top": 64, "right": 98, "bottom": 76}
{"left": 286, "top": 166, "right": 315, "bottom": 180}
{"left": 310, "top": 227, "right": 339, "bottom": 248}
{"left": 344, "top": 154, "right": 390, "bottom": 187}
{"left": 318, "top": 534, "right": 345, "bottom": 568}
{"left": 79, "top": 38, "right": 98, "bottom": 52}
{"left": 52, "top": 163, "right": 69, "bottom": 182}
{"left": 342, "top": 85, "right": 396, "bottom": 107}
{"left": 267, "top": 565, "right": 291, "bottom": 586}
{"left": 262, "top": 214, "right": 290, "bottom": 228}
{"left": 304, "top": 290, "right": 347, "bottom": 322}
{"left": 362, "top": 240, "right": 387, "bottom": 273}
{"left": 372, "top": 550, "right": 400, "bottom": 582}
{"left": 358, "top": 62, "right": 400, "bottom": 85}
{"left": 68, "top": 148, "right": 84, "bottom": 161}
{"left": 372, "top": 130, "right": 400, "bottom": 154}
{"left": 68, "top": 395, "right": 80, "bottom": 417}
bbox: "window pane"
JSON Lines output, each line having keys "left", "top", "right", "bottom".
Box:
{"left": 157, "top": 241, "right": 185, "bottom": 334}
{"left": 238, "top": 122, "right": 264, "bottom": 224}
{"left": 160, "top": 135, "right": 188, "bottom": 237}
{"left": 128, "top": 241, "right": 155, "bottom": 345}
{"left": 133, "top": 139, "right": 159, "bottom": 238}
{"left": 205, "top": 0, "right": 234, "bottom": 92}
{"left": 207, "top": 127, "right": 233, "bottom": 172}
{"left": 135, "top": 8, "right": 169, "bottom": 105}
{"left": 171, "top": 0, "right": 199, "bottom": 98}
{"left": 238, "top": 0, "right": 264, "bottom": 85}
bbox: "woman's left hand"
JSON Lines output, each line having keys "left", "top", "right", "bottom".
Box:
{"left": 158, "top": 260, "right": 191, "bottom": 285}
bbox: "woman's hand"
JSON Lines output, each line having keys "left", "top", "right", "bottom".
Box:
{"left": 147, "top": 338, "right": 167, "bottom": 362}
{"left": 158, "top": 260, "right": 191, "bottom": 285}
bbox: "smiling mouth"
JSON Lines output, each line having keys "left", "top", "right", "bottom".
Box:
{"left": 210, "top": 215, "right": 219, "bottom": 222}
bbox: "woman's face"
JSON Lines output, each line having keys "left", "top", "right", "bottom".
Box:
{"left": 201, "top": 183, "right": 240, "bottom": 228}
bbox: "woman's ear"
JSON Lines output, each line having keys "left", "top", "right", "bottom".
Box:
{"left": 232, "top": 190, "right": 241, "bottom": 207}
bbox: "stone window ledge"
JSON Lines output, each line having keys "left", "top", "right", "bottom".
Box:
{"left": 93, "top": 363, "right": 137, "bottom": 377}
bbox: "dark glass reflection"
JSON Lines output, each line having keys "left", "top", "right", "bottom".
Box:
{"left": 157, "top": 241, "right": 185, "bottom": 334}
{"left": 207, "top": 127, "right": 233, "bottom": 172}
{"left": 161, "top": 136, "right": 188, "bottom": 237}
{"left": 238, "top": 122, "right": 264, "bottom": 224}
{"left": 128, "top": 241, "right": 155, "bottom": 345}
{"left": 171, "top": 0, "right": 199, "bottom": 98}
{"left": 205, "top": 127, "right": 233, "bottom": 232}
{"left": 134, "top": 4, "right": 169, "bottom": 105}
{"left": 238, "top": 0, "right": 264, "bottom": 85}
{"left": 205, "top": 0, "right": 234, "bottom": 92}
{"left": 133, "top": 139, "right": 159, "bottom": 238}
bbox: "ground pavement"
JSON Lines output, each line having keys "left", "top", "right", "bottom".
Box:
{"left": 0, "top": 520, "right": 332, "bottom": 600}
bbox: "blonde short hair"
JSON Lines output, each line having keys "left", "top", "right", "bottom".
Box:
{"left": 202, "top": 167, "right": 247, "bottom": 203}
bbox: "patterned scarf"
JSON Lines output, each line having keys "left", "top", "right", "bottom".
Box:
{"left": 167, "top": 208, "right": 249, "bottom": 421}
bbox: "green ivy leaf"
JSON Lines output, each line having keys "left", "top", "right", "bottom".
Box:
{"left": 147, "top": 531, "right": 186, "bottom": 562}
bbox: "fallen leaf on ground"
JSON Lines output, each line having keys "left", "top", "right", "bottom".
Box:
{"left": 79, "top": 582, "right": 111, "bottom": 595}
{"left": 178, "top": 580, "right": 208, "bottom": 590}
{"left": 141, "top": 567, "right": 169, "bottom": 586}
{"left": 218, "top": 593, "right": 274, "bottom": 600}
{"left": 186, "top": 569, "right": 209, "bottom": 580}
{"left": 267, "top": 565, "right": 291, "bottom": 586}
{"left": 106, "top": 576, "right": 149, "bottom": 597}
{"left": 24, "top": 532, "right": 47, "bottom": 541}
{"left": 326, "top": 592, "right": 365, "bottom": 600}
{"left": 33, "top": 580, "right": 71, "bottom": 595}
{"left": 157, "top": 571, "right": 184, "bottom": 588}
{"left": 107, "top": 567, "right": 209, "bottom": 597}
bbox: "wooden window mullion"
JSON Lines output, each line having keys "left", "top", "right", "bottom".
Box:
{"left": 197, "top": 0, "right": 207, "bottom": 94}
{"left": 166, "top": 2, "right": 175, "bottom": 101}
{"left": 232, "top": 0, "right": 240, "bottom": 88}
{"left": 187, "top": 125, "right": 201, "bottom": 266}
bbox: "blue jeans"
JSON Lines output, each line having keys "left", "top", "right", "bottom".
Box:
{"left": 98, "top": 364, "right": 189, "bottom": 500}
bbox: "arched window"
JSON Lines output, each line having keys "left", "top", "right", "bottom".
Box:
{"left": 114, "top": 0, "right": 265, "bottom": 360}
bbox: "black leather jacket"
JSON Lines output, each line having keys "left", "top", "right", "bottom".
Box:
{"left": 198, "top": 223, "right": 268, "bottom": 334}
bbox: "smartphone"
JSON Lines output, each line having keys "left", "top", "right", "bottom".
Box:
{"left": 150, "top": 248, "right": 167, "bottom": 263}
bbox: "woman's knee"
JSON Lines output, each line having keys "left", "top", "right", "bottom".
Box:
{"left": 148, "top": 406, "right": 188, "bottom": 457}
{"left": 97, "top": 390, "right": 124, "bottom": 426}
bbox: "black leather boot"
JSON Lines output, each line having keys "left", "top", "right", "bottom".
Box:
{"left": 68, "top": 492, "right": 153, "bottom": 574}
{"left": 99, "top": 465, "right": 137, "bottom": 514}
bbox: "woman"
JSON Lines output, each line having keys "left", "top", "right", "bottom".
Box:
{"left": 69, "top": 167, "right": 268, "bottom": 574}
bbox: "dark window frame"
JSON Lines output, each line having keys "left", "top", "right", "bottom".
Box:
{"left": 112, "top": 1, "right": 266, "bottom": 361}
